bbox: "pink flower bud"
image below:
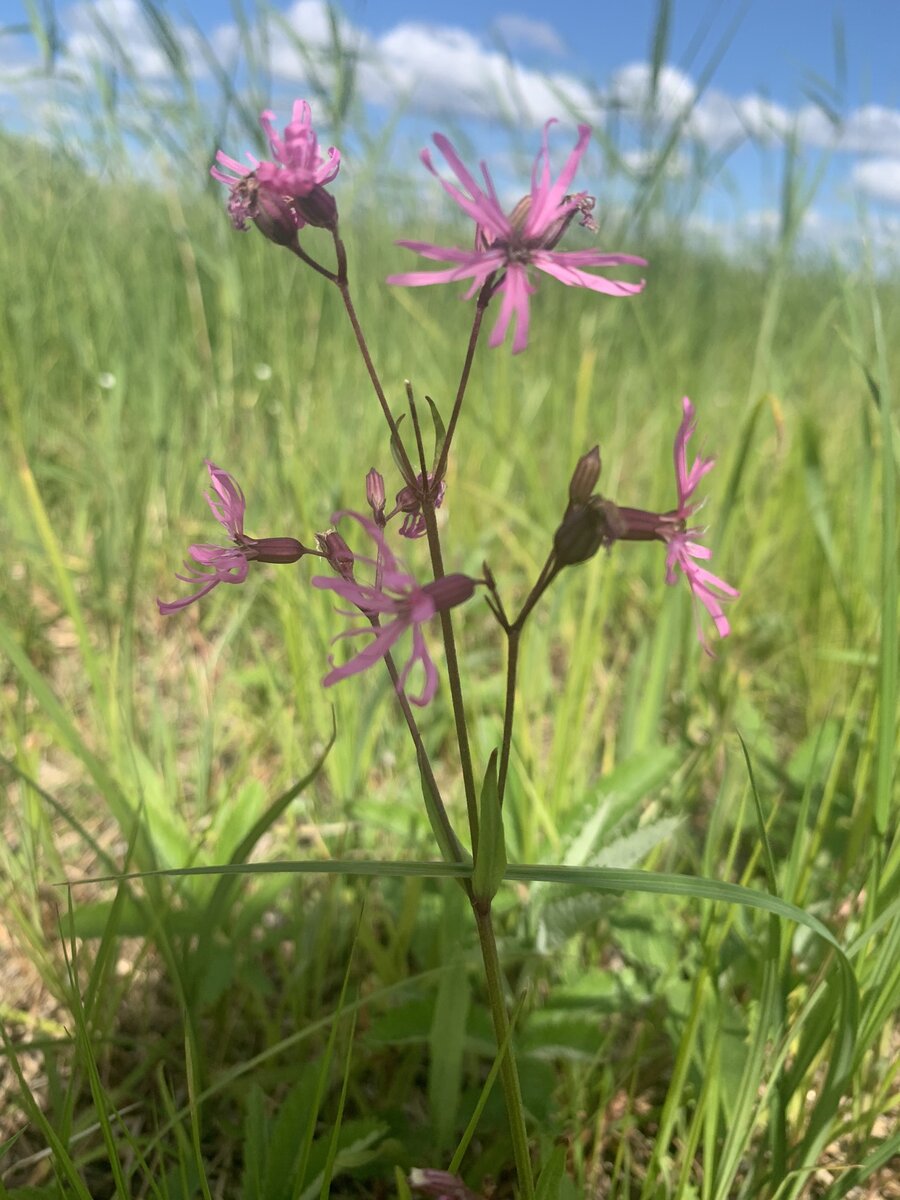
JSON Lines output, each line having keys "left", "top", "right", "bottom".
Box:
{"left": 366, "top": 468, "right": 386, "bottom": 524}
{"left": 315, "top": 529, "right": 355, "bottom": 580}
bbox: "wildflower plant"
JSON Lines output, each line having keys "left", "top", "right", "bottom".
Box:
{"left": 161, "top": 101, "right": 741, "bottom": 1193}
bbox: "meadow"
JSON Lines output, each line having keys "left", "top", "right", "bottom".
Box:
{"left": 1, "top": 33, "right": 899, "bottom": 1197}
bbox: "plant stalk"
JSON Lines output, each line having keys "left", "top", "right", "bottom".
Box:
{"left": 472, "top": 903, "right": 534, "bottom": 1198}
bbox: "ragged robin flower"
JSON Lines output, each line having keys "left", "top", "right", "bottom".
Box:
{"left": 211, "top": 99, "right": 341, "bottom": 242}
{"left": 613, "top": 397, "right": 739, "bottom": 648}
{"left": 312, "top": 512, "right": 475, "bottom": 706}
{"left": 388, "top": 120, "right": 646, "bottom": 352}
{"left": 158, "top": 462, "right": 308, "bottom": 614}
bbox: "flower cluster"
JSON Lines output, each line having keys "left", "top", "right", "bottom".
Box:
{"left": 161, "top": 101, "right": 737, "bottom": 710}
{"left": 158, "top": 467, "right": 474, "bottom": 706}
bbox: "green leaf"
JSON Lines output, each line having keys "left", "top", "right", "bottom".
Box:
{"left": 394, "top": 1166, "right": 414, "bottom": 1199}
{"left": 416, "top": 747, "right": 470, "bottom": 866}
{"left": 535, "top": 1143, "right": 567, "bottom": 1199}
{"left": 390, "top": 414, "right": 414, "bottom": 484}
{"left": 429, "top": 891, "right": 471, "bottom": 1148}
{"left": 425, "top": 395, "right": 447, "bottom": 470}
{"left": 472, "top": 752, "right": 507, "bottom": 905}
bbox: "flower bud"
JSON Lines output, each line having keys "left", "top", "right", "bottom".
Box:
{"left": 553, "top": 497, "right": 624, "bottom": 567}
{"left": 315, "top": 528, "right": 355, "bottom": 579}
{"left": 293, "top": 185, "right": 338, "bottom": 230}
{"left": 568, "top": 444, "right": 601, "bottom": 507}
{"left": 422, "top": 573, "right": 477, "bottom": 612}
{"left": 366, "top": 468, "right": 386, "bottom": 524}
{"left": 246, "top": 536, "right": 309, "bottom": 563}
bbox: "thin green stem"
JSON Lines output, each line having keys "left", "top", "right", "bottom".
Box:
{"left": 379, "top": 642, "right": 465, "bottom": 863}
{"left": 432, "top": 287, "right": 491, "bottom": 486}
{"left": 288, "top": 240, "right": 338, "bottom": 284}
{"left": 497, "top": 628, "right": 520, "bottom": 806}
{"left": 472, "top": 903, "right": 534, "bottom": 1198}
{"left": 422, "top": 507, "right": 480, "bottom": 855}
{"left": 496, "top": 553, "right": 561, "bottom": 806}
{"left": 330, "top": 231, "right": 416, "bottom": 480}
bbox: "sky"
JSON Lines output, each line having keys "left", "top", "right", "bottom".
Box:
{"left": 3, "top": 0, "right": 900, "bottom": 252}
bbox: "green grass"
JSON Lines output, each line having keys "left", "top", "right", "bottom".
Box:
{"left": 0, "top": 67, "right": 899, "bottom": 1200}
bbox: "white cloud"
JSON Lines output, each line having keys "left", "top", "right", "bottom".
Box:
{"left": 841, "top": 105, "right": 900, "bottom": 156}
{"left": 620, "top": 147, "right": 689, "bottom": 179}
{"left": 66, "top": 0, "right": 169, "bottom": 79}
{"left": 64, "top": 0, "right": 206, "bottom": 82}
{"left": 363, "top": 21, "right": 594, "bottom": 127}
{"left": 608, "top": 62, "right": 696, "bottom": 115}
{"left": 491, "top": 14, "right": 566, "bottom": 57}
{"left": 852, "top": 157, "right": 900, "bottom": 205}
{"left": 688, "top": 90, "right": 792, "bottom": 148}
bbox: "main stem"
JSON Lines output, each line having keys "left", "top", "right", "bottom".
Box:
{"left": 381, "top": 649, "right": 464, "bottom": 863}
{"left": 473, "top": 903, "right": 534, "bottom": 1198}
{"left": 497, "top": 555, "right": 560, "bottom": 805}
{"left": 422, "top": 509, "right": 480, "bottom": 854}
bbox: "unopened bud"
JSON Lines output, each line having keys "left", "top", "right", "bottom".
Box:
{"left": 568, "top": 445, "right": 601, "bottom": 507}
{"left": 315, "top": 528, "right": 355, "bottom": 579}
{"left": 422, "top": 573, "right": 477, "bottom": 612}
{"left": 247, "top": 536, "right": 309, "bottom": 563}
{"left": 294, "top": 185, "right": 338, "bottom": 230}
{"left": 366, "top": 469, "right": 386, "bottom": 524}
{"left": 553, "top": 497, "right": 624, "bottom": 567}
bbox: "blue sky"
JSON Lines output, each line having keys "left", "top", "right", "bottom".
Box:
{"left": 3, "top": 0, "right": 900, "bottom": 251}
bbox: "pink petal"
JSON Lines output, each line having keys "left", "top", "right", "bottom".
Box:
{"left": 526, "top": 123, "right": 592, "bottom": 236}
{"left": 394, "top": 240, "right": 503, "bottom": 267}
{"left": 532, "top": 252, "right": 646, "bottom": 295}
{"left": 426, "top": 136, "right": 512, "bottom": 240}
{"left": 157, "top": 577, "right": 222, "bottom": 615}
{"left": 488, "top": 265, "right": 534, "bottom": 353}
{"left": 322, "top": 618, "right": 407, "bottom": 687}
{"left": 387, "top": 261, "right": 499, "bottom": 288}
{"left": 398, "top": 625, "right": 439, "bottom": 706}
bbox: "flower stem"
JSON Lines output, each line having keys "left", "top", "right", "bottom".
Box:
{"left": 381, "top": 648, "right": 467, "bottom": 863}
{"left": 497, "top": 627, "right": 520, "bottom": 806}
{"left": 497, "top": 553, "right": 561, "bottom": 806}
{"left": 422, "top": 508, "right": 480, "bottom": 855}
{"left": 432, "top": 286, "right": 491, "bottom": 486}
{"left": 331, "top": 231, "right": 416, "bottom": 480}
{"left": 472, "top": 902, "right": 534, "bottom": 1198}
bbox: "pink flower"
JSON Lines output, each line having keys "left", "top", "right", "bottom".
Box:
{"left": 312, "top": 512, "right": 476, "bottom": 706}
{"left": 158, "top": 462, "right": 308, "bottom": 614}
{"left": 615, "top": 398, "right": 738, "bottom": 648}
{"left": 387, "top": 121, "right": 646, "bottom": 353}
{"left": 211, "top": 100, "right": 340, "bottom": 238}
{"left": 391, "top": 474, "right": 447, "bottom": 539}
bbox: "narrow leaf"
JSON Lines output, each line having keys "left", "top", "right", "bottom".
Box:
{"left": 472, "top": 752, "right": 507, "bottom": 904}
